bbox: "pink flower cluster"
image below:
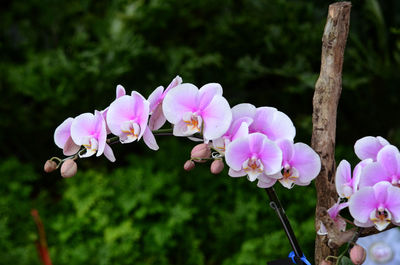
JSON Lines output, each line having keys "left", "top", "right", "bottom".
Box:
{"left": 52, "top": 76, "right": 321, "bottom": 191}
{"left": 321, "top": 136, "right": 400, "bottom": 233}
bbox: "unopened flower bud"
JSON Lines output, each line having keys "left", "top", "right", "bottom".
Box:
{"left": 210, "top": 160, "right": 224, "bottom": 174}
{"left": 190, "top": 144, "right": 211, "bottom": 163}
{"left": 184, "top": 160, "right": 195, "bottom": 171}
{"left": 350, "top": 244, "right": 366, "bottom": 265}
{"left": 44, "top": 160, "right": 57, "bottom": 173}
{"left": 60, "top": 159, "right": 77, "bottom": 178}
{"left": 319, "top": 260, "right": 332, "bottom": 265}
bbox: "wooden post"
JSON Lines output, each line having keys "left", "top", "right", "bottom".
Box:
{"left": 311, "top": 2, "right": 351, "bottom": 264}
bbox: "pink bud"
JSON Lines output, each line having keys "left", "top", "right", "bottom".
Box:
{"left": 44, "top": 160, "right": 57, "bottom": 173}
{"left": 190, "top": 144, "right": 211, "bottom": 163}
{"left": 210, "top": 160, "right": 224, "bottom": 174}
{"left": 350, "top": 244, "right": 366, "bottom": 265}
{"left": 60, "top": 159, "right": 77, "bottom": 178}
{"left": 319, "top": 260, "right": 332, "bottom": 265}
{"left": 184, "top": 160, "right": 195, "bottom": 171}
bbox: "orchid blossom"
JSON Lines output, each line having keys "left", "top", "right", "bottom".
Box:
{"left": 335, "top": 159, "right": 372, "bottom": 198}
{"left": 162, "top": 83, "right": 232, "bottom": 142}
{"left": 106, "top": 91, "right": 158, "bottom": 150}
{"left": 317, "top": 199, "right": 348, "bottom": 235}
{"left": 70, "top": 110, "right": 115, "bottom": 162}
{"left": 349, "top": 181, "right": 400, "bottom": 231}
{"left": 257, "top": 139, "right": 321, "bottom": 189}
{"left": 359, "top": 145, "right": 400, "bottom": 188}
{"left": 102, "top": 84, "right": 126, "bottom": 134}
{"left": 54, "top": 117, "right": 81, "bottom": 156}
{"left": 225, "top": 133, "right": 282, "bottom": 182}
{"left": 147, "top": 76, "right": 182, "bottom": 130}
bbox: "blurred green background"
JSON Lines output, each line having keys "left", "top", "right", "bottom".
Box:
{"left": 1, "top": 0, "right": 400, "bottom": 264}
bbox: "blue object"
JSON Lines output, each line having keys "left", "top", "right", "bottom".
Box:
{"left": 288, "top": 251, "right": 312, "bottom": 265}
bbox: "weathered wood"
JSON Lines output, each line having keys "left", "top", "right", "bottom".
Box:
{"left": 311, "top": 2, "right": 351, "bottom": 264}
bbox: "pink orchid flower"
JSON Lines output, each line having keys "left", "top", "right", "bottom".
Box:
{"left": 354, "top": 136, "right": 389, "bottom": 161}
{"left": 317, "top": 199, "right": 348, "bottom": 235}
{"left": 106, "top": 91, "right": 158, "bottom": 150}
{"left": 230, "top": 103, "right": 296, "bottom": 142}
{"left": 162, "top": 83, "right": 232, "bottom": 142}
{"left": 70, "top": 110, "right": 115, "bottom": 162}
{"left": 225, "top": 133, "right": 282, "bottom": 182}
{"left": 257, "top": 139, "right": 321, "bottom": 189}
{"left": 359, "top": 145, "right": 400, "bottom": 188}
{"left": 54, "top": 117, "right": 81, "bottom": 156}
{"left": 147, "top": 76, "right": 182, "bottom": 130}
{"left": 335, "top": 159, "right": 372, "bottom": 198}
{"left": 349, "top": 181, "right": 400, "bottom": 231}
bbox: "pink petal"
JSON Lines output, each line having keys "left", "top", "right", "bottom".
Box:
{"left": 201, "top": 95, "right": 232, "bottom": 141}
{"left": 349, "top": 186, "right": 377, "bottom": 223}
{"left": 94, "top": 110, "right": 106, "bottom": 156}
{"left": 225, "top": 137, "right": 252, "bottom": 171}
{"left": 290, "top": 143, "right": 321, "bottom": 183}
{"left": 148, "top": 104, "right": 167, "bottom": 130}
{"left": 354, "top": 136, "right": 388, "bottom": 160}
{"left": 231, "top": 103, "right": 257, "bottom": 121}
{"left": 228, "top": 117, "right": 253, "bottom": 138}
{"left": 228, "top": 168, "right": 247, "bottom": 178}
{"left": 231, "top": 121, "right": 249, "bottom": 141}
{"left": 373, "top": 181, "right": 391, "bottom": 205}
{"left": 257, "top": 174, "right": 278, "bottom": 188}
{"left": 377, "top": 145, "right": 400, "bottom": 176}
{"left": 70, "top": 113, "right": 96, "bottom": 145}
{"left": 386, "top": 185, "right": 400, "bottom": 223}
{"left": 143, "top": 126, "right": 159, "bottom": 151}
{"left": 162, "top": 83, "right": 199, "bottom": 124}
{"left": 148, "top": 86, "right": 164, "bottom": 112}
{"left": 131, "top": 91, "right": 150, "bottom": 139}
{"left": 335, "top": 160, "right": 352, "bottom": 197}
{"left": 164, "top": 75, "right": 182, "bottom": 95}
{"left": 54, "top": 117, "right": 74, "bottom": 149}
{"left": 277, "top": 139, "right": 294, "bottom": 164}
{"left": 198, "top": 83, "right": 223, "bottom": 110}
{"left": 256, "top": 136, "right": 283, "bottom": 175}
{"left": 107, "top": 95, "right": 136, "bottom": 136}
{"left": 103, "top": 143, "right": 116, "bottom": 162}
{"left": 352, "top": 159, "right": 373, "bottom": 191}
{"left": 63, "top": 137, "right": 80, "bottom": 156}
{"left": 251, "top": 107, "right": 296, "bottom": 141}
{"left": 359, "top": 162, "right": 391, "bottom": 188}
{"left": 116, "top": 85, "right": 126, "bottom": 98}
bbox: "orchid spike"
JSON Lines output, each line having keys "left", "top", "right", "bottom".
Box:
{"left": 162, "top": 83, "right": 232, "bottom": 142}
{"left": 317, "top": 199, "right": 348, "bottom": 235}
{"left": 257, "top": 139, "right": 321, "bottom": 189}
{"left": 349, "top": 181, "right": 400, "bottom": 231}
{"left": 225, "top": 133, "right": 282, "bottom": 182}
{"left": 106, "top": 92, "right": 158, "bottom": 150}
{"left": 70, "top": 111, "right": 115, "bottom": 162}
{"left": 335, "top": 159, "right": 372, "bottom": 198}
{"left": 231, "top": 103, "right": 296, "bottom": 142}
{"left": 359, "top": 145, "right": 400, "bottom": 188}
{"left": 148, "top": 76, "right": 182, "bottom": 130}
{"left": 54, "top": 117, "right": 80, "bottom": 156}
{"left": 354, "top": 136, "right": 389, "bottom": 161}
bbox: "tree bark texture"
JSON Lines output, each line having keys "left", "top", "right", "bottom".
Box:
{"left": 311, "top": 2, "right": 351, "bottom": 264}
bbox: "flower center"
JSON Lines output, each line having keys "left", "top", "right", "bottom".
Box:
{"left": 81, "top": 136, "right": 98, "bottom": 157}
{"left": 278, "top": 166, "right": 299, "bottom": 189}
{"left": 242, "top": 157, "right": 264, "bottom": 182}
{"left": 120, "top": 121, "right": 141, "bottom": 143}
{"left": 182, "top": 112, "right": 202, "bottom": 134}
{"left": 370, "top": 207, "right": 392, "bottom": 231}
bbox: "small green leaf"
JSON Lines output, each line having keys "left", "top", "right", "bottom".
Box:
{"left": 339, "top": 256, "right": 354, "bottom": 265}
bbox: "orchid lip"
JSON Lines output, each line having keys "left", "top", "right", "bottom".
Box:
{"left": 120, "top": 121, "right": 141, "bottom": 143}
{"left": 370, "top": 208, "right": 392, "bottom": 231}
{"left": 278, "top": 166, "right": 299, "bottom": 189}
{"left": 182, "top": 112, "right": 202, "bottom": 134}
{"left": 80, "top": 136, "right": 98, "bottom": 157}
{"left": 243, "top": 158, "right": 264, "bottom": 181}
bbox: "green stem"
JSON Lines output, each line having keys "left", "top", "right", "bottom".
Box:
{"left": 336, "top": 227, "right": 362, "bottom": 265}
